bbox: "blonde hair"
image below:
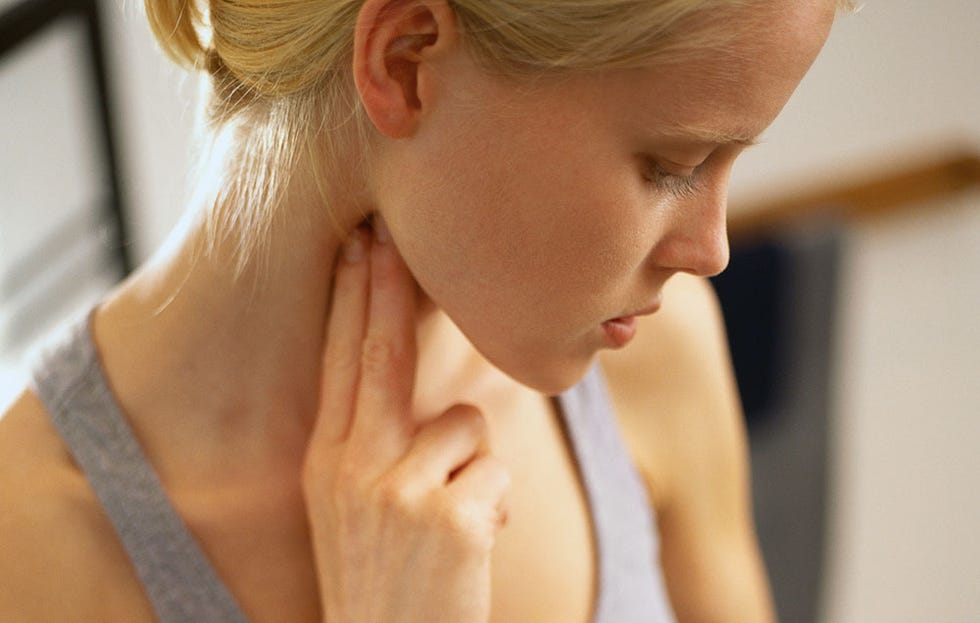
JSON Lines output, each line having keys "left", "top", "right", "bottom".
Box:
{"left": 146, "top": 0, "right": 855, "bottom": 277}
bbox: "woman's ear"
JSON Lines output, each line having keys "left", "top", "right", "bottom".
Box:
{"left": 353, "top": 0, "right": 458, "bottom": 138}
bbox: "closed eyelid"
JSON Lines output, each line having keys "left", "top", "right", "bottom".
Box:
{"left": 642, "top": 159, "right": 702, "bottom": 198}
{"left": 645, "top": 155, "right": 702, "bottom": 180}
{"left": 659, "top": 158, "right": 699, "bottom": 174}
{"left": 642, "top": 157, "right": 693, "bottom": 177}
{"left": 651, "top": 135, "right": 758, "bottom": 170}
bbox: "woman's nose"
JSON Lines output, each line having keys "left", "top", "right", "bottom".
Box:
{"left": 649, "top": 187, "right": 731, "bottom": 278}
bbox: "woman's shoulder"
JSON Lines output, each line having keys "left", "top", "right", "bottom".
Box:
{"left": 0, "top": 390, "right": 153, "bottom": 619}
{"left": 598, "top": 275, "right": 777, "bottom": 620}
{"left": 597, "top": 273, "right": 744, "bottom": 511}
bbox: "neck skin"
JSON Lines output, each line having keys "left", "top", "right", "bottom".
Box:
{"left": 92, "top": 183, "right": 524, "bottom": 489}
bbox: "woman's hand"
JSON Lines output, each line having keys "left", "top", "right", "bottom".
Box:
{"left": 302, "top": 217, "right": 511, "bottom": 623}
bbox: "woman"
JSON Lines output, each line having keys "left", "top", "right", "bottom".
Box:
{"left": 0, "top": 0, "right": 848, "bottom": 621}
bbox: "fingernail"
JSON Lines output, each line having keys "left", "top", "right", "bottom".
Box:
{"left": 374, "top": 213, "right": 390, "bottom": 244}
{"left": 343, "top": 229, "right": 365, "bottom": 263}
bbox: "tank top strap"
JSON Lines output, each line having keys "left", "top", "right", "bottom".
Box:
{"left": 555, "top": 362, "right": 677, "bottom": 623}
{"left": 29, "top": 306, "right": 249, "bottom": 623}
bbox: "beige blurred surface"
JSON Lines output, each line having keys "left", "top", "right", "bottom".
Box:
{"left": 730, "top": 0, "right": 980, "bottom": 213}
{"left": 823, "top": 188, "right": 980, "bottom": 622}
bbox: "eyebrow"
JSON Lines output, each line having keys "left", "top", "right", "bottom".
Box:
{"left": 662, "top": 123, "right": 762, "bottom": 147}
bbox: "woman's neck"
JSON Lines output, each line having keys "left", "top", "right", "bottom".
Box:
{"left": 90, "top": 198, "right": 515, "bottom": 487}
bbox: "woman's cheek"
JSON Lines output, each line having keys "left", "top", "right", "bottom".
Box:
{"left": 399, "top": 161, "right": 631, "bottom": 332}
{"left": 378, "top": 126, "right": 638, "bottom": 389}
{"left": 390, "top": 204, "right": 577, "bottom": 389}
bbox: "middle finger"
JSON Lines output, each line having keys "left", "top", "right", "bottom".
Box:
{"left": 314, "top": 224, "right": 372, "bottom": 445}
{"left": 349, "top": 214, "right": 420, "bottom": 459}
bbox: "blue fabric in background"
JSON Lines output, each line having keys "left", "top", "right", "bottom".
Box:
{"left": 710, "top": 240, "right": 792, "bottom": 429}
{"left": 710, "top": 224, "right": 843, "bottom": 623}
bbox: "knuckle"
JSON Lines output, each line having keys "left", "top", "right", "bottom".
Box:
{"left": 360, "top": 337, "right": 401, "bottom": 375}
{"left": 465, "top": 453, "right": 511, "bottom": 486}
{"left": 443, "top": 404, "right": 487, "bottom": 438}
{"left": 375, "top": 474, "right": 416, "bottom": 514}
{"left": 301, "top": 447, "right": 335, "bottom": 494}
{"left": 443, "top": 503, "right": 477, "bottom": 535}
{"left": 322, "top": 343, "right": 360, "bottom": 376}
{"left": 301, "top": 454, "right": 323, "bottom": 488}
{"left": 458, "top": 405, "right": 488, "bottom": 432}
{"left": 300, "top": 462, "right": 322, "bottom": 500}
{"left": 488, "top": 453, "right": 510, "bottom": 475}
{"left": 333, "top": 456, "right": 362, "bottom": 486}
{"left": 322, "top": 456, "right": 368, "bottom": 508}
{"left": 370, "top": 256, "right": 399, "bottom": 288}
{"left": 333, "top": 258, "right": 366, "bottom": 288}
{"left": 485, "top": 456, "right": 513, "bottom": 490}
{"left": 437, "top": 496, "right": 494, "bottom": 554}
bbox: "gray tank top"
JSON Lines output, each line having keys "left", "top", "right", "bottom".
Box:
{"left": 30, "top": 307, "right": 676, "bottom": 623}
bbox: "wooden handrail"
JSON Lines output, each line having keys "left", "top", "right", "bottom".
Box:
{"left": 728, "top": 151, "right": 980, "bottom": 241}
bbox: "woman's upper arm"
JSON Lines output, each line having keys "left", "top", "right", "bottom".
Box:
{"left": 601, "top": 274, "right": 776, "bottom": 623}
{"left": 0, "top": 390, "right": 149, "bottom": 620}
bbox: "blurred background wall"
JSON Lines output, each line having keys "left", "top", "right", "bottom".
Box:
{"left": 1, "top": 0, "right": 978, "bottom": 621}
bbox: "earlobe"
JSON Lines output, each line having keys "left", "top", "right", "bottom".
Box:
{"left": 353, "top": 0, "right": 456, "bottom": 139}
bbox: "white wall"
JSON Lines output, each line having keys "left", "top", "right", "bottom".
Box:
{"left": 99, "top": 0, "right": 200, "bottom": 264}
{"left": 0, "top": 14, "right": 123, "bottom": 409}
{"left": 730, "top": 0, "right": 980, "bottom": 211}
{"left": 823, "top": 189, "right": 980, "bottom": 623}
{"left": 0, "top": 0, "right": 199, "bottom": 409}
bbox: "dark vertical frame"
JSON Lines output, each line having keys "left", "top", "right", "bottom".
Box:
{"left": 0, "top": 0, "right": 131, "bottom": 276}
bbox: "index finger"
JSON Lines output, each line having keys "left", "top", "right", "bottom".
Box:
{"left": 348, "top": 215, "right": 420, "bottom": 457}
{"left": 311, "top": 224, "right": 372, "bottom": 446}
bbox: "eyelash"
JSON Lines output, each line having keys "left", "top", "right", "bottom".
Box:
{"left": 643, "top": 161, "right": 701, "bottom": 199}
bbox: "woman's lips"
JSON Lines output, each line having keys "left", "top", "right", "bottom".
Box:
{"left": 600, "top": 296, "right": 662, "bottom": 349}
{"left": 601, "top": 315, "right": 638, "bottom": 348}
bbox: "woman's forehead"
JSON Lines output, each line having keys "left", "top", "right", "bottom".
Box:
{"left": 586, "top": 7, "right": 835, "bottom": 145}
{"left": 446, "top": 0, "right": 835, "bottom": 149}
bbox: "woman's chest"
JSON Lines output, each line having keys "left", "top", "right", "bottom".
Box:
{"left": 487, "top": 393, "right": 597, "bottom": 623}
{"left": 78, "top": 393, "right": 600, "bottom": 623}
{"left": 215, "top": 392, "right": 598, "bottom": 623}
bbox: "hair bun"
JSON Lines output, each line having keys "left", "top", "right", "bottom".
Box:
{"left": 145, "top": 0, "right": 207, "bottom": 69}
{"left": 204, "top": 47, "right": 224, "bottom": 77}
{"left": 202, "top": 47, "right": 259, "bottom": 122}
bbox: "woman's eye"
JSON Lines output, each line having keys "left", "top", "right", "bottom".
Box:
{"left": 643, "top": 160, "right": 701, "bottom": 198}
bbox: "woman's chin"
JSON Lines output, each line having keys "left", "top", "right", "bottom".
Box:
{"left": 513, "top": 361, "right": 595, "bottom": 397}
{"left": 420, "top": 291, "right": 596, "bottom": 397}
{"left": 466, "top": 334, "right": 597, "bottom": 398}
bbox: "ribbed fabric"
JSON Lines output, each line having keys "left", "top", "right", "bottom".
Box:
{"left": 559, "top": 364, "right": 677, "bottom": 623}
{"left": 29, "top": 306, "right": 675, "bottom": 622}
{"left": 29, "top": 308, "right": 249, "bottom": 623}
